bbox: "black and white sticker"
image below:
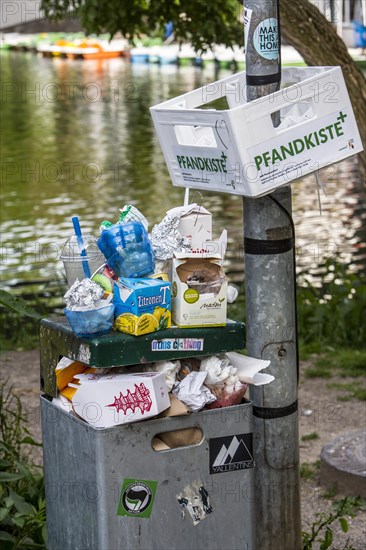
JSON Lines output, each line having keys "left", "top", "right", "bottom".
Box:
{"left": 209, "top": 433, "right": 254, "bottom": 474}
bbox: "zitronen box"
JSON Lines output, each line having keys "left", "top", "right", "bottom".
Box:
{"left": 114, "top": 278, "right": 171, "bottom": 336}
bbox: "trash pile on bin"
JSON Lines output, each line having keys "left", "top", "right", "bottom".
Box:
{"left": 62, "top": 202, "right": 236, "bottom": 337}
{"left": 56, "top": 200, "right": 274, "bottom": 428}
{"left": 53, "top": 352, "right": 274, "bottom": 429}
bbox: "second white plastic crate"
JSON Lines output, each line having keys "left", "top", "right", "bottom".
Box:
{"left": 150, "top": 66, "right": 363, "bottom": 197}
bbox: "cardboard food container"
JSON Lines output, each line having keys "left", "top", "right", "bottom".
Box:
{"left": 167, "top": 204, "right": 212, "bottom": 252}
{"left": 70, "top": 372, "right": 170, "bottom": 428}
{"left": 172, "top": 253, "right": 227, "bottom": 327}
{"left": 114, "top": 277, "right": 171, "bottom": 336}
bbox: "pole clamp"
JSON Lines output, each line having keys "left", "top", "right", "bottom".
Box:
{"left": 246, "top": 72, "right": 282, "bottom": 86}
{"left": 253, "top": 400, "right": 298, "bottom": 419}
{"left": 244, "top": 236, "right": 293, "bottom": 255}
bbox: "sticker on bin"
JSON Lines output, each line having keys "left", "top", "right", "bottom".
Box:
{"left": 151, "top": 338, "right": 204, "bottom": 351}
{"left": 117, "top": 479, "right": 157, "bottom": 518}
{"left": 209, "top": 433, "right": 254, "bottom": 474}
{"left": 150, "top": 66, "right": 363, "bottom": 197}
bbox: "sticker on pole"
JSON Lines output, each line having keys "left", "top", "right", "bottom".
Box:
{"left": 117, "top": 479, "right": 157, "bottom": 518}
{"left": 209, "top": 433, "right": 254, "bottom": 474}
{"left": 244, "top": 6, "right": 253, "bottom": 51}
{"left": 253, "top": 18, "right": 279, "bottom": 60}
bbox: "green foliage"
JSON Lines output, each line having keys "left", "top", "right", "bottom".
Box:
{"left": 315, "top": 350, "right": 366, "bottom": 377}
{"left": 0, "top": 384, "right": 46, "bottom": 549}
{"left": 302, "top": 497, "right": 365, "bottom": 550}
{"left": 327, "top": 383, "right": 366, "bottom": 402}
{"left": 0, "top": 292, "right": 42, "bottom": 321}
{"left": 301, "top": 432, "right": 319, "bottom": 442}
{"left": 300, "top": 461, "right": 320, "bottom": 481}
{"left": 41, "top": 0, "right": 243, "bottom": 52}
{"left": 0, "top": 290, "right": 49, "bottom": 352}
{"left": 305, "top": 349, "right": 366, "bottom": 381}
{"left": 297, "top": 260, "right": 366, "bottom": 350}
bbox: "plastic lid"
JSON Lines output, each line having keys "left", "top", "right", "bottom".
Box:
{"left": 60, "top": 234, "right": 105, "bottom": 262}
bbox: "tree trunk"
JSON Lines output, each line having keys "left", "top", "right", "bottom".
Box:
{"left": 280, "top": 0, "right": 366, "bottom": 183}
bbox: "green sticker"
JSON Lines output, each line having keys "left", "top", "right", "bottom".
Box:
{"left": 184, "top": 288, "right": 199, "bottom": 304}
{"left": 117, "top": 479, "right": 157, "bottom": 518}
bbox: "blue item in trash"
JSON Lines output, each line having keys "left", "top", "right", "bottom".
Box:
{"left": 107, "top": 248, "right": 153, "bottom": 278}
{"left": 64, "top": 304, "right": 115, "bottom": 337}
{"left": 71, "top": 216, "right": 91, "bottom": 279}
{"left": 97, "top": 222, "right": 154, "bottom": 278}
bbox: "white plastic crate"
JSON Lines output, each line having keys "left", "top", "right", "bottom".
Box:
{"left": 150, "top": 67, "right": 363, "bottom": 197}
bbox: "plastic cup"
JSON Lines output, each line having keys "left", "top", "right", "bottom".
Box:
{"left": 61, "top": 235, "right": 105, "bottom": 287}
{"left": 64, "top": 303, "right": 115, "bottom": 337}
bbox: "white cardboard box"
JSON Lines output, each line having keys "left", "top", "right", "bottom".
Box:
{"left": 70, "top": 371, "right": 170, "bottom": 428}
{"left": 168, "top": 204, "right": 212, "bottom": 251}
{"left": 172, "top": 253, "right": 227, "bottom": 327}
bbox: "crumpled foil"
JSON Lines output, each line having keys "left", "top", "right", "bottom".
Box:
{"left": 150, "top": 213, "right": 191, "bottom": 260}
{"left": 64, "top": 278, "right": 104, "bottom": 310}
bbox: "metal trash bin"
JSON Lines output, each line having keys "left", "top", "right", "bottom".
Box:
{"left": 40, "top": 317, "right": 255, "bottom": 550}
{"left": 41, "top": 397, "right": 254, "bottom": 550}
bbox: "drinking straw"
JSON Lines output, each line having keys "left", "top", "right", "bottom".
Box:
{"left": 72, "top": 216, "right": 91, "bottom": 278}
{"left": 184, "top": 187, "right": 190, "bottom": 207}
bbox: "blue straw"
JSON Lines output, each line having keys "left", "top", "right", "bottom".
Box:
{"left": 72, "top": 216, "right": 91, "bottom": 278}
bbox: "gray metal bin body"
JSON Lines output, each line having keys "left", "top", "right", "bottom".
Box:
{"left": 41, "top": 395, "right": 255, "bottom": 550}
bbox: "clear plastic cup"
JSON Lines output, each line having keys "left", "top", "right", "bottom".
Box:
{"left": 61, "top": 235, "right": 105, "bottom": 287}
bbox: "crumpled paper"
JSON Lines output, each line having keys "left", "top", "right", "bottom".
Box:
{"left": 199, "top": 356, "right": 234, "bottom": 388}
{"left": 143, "top": 360, "right": 181, "bottom": 392}
{"left": 227, "top": 285, "right": 238, "bottom": 303}
{"left": 199, "top": 355, "right": 244, "bottom": 397}
{"left": 150, "top": 213, "right": 191, "bottom": 260}
{"left": 172, "top": 372, "right": 216, "bottom": 412}
{"left": 225, "top": 352, "right": 275, "bottom": 385}
{"left": 64, "top": 278, "right": 104, "bottom": 310}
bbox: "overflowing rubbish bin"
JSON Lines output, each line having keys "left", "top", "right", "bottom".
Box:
{"left": 40, "top": 318, "right": 255, "bottom": 550}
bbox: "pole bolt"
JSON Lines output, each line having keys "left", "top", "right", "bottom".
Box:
{"left": 278, "top": 347, "right": 287, "bottom": 357}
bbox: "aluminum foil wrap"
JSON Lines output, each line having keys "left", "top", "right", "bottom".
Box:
{"left": 64, "top": 278, "right": 104, "bottom": 310}
{"left": 150, "top": 213, "right": 191, "bottom": 261}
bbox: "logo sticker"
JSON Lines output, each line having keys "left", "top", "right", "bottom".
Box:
{"left": 151, "top": 338, "right": 204, "bottom": 351}
{"left": 117, "top": 479, "right": 157, "bottom": 518}
{"left": 253, "top": 18, "right": 279, "bottom": 60}
{"left": 209, "top": 434, "right": 254, "bottom": 474}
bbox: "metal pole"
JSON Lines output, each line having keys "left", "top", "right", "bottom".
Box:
{"left": 243, "top": 1, "right": 301, "bottom": 548}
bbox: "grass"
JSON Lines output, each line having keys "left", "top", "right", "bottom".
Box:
{"left": 300, "top": 461, "right": 320, "bottom": 481}
{"left": 304, "top": 349, "right": 366, "bottom": 383}
{"left": 301, "top": 432, "right": 320, "bottom": 442}
{"left": 327, "top": 383, "right": 366, "bottom": 402}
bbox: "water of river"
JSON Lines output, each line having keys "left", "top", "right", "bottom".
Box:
{"left": 1, "top": 51, "right": 365, "bottom": 305}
